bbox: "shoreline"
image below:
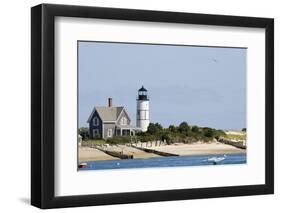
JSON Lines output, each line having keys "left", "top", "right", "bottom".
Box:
{"left": 79, "top": 142, "right": 246, "bottom": 163}
{"left": 81, "top": 152, "right": 246, "bottom": 163}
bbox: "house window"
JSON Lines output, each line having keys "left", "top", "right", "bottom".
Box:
{"left": 120, "top": 117, "right": 127, "bottom": 126}
{"left": 93, "top": 129, "right": 100, "bottom": 138}
{"left": 107, "top": 129, "right": 113, "bottom": 137}
{"left": 93, "top": 117, "right": 99, "bottom": 126}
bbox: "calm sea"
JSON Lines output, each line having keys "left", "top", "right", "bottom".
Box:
{"left": 79, "top": 153, "right": 246, "bottom": 171}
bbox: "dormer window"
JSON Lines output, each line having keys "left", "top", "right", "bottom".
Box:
{"left": 93, "top": 117, "right": 99, "bottom": 126}
{"left": 120, "top": 117, "right": 127, "bottom": 126}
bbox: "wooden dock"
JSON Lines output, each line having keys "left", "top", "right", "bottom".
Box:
{"left": 94, "top": 146, "right": 134, "bottom": 159}
{"left": 117, "top": 145, "right": 161, "bottom": 159}
{"left": 132, "top": 145, "right": 179, "bottom": 157}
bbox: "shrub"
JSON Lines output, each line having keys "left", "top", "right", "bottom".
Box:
{"left": 137, "top": 134, "right": 156, "bottom": 142}
{"left": 160, "top": 132, "right": 172, "bottom": 144}
{"left": 78, "top": 127, "right": 89, "bottom": 140}
{"left": 191, "top": 125, "right": 199, "bottom": 133}
{"left": 106, "top": 136, "right": 130, "bottom": 144}
{"left": 215, "top": 129, "right": 226, "bottom": 137}
{"left": 168, "top": 125, "right": 177, "bottom": 133}
{"left": 202, "top": 127, "right": 215, "bottom": 138}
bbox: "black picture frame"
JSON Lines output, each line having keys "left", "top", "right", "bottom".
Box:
{"left": 31, "top": 3, "right": 274, "bottom": 209}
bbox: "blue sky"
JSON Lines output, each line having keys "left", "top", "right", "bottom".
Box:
{"left": 78, "top": 41, "right": 246, "bottom": 130}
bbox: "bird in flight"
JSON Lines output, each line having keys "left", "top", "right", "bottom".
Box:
{"left": 212, "top": 58, "right": 218, "bottom": 63}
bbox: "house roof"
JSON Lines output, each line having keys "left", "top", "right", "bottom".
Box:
{"left": 87, "top": 106, "right": 125, "bottom": 123}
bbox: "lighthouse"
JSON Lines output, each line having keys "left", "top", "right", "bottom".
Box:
{"left": 136, "top": 86, "right": 150, "bottom": 132}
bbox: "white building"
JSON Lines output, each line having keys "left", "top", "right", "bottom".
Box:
{"left": 136, "top": 86, "right": 150, "bottom": 131}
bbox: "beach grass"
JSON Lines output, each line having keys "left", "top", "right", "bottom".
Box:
{"left": 224, "top": 134, "right": 246, "bottom": 141}
{"left": 82, "top": 139, "right": 107, "bottom": 146}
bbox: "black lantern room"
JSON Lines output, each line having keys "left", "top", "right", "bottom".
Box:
{"left": 137, "top": 86, "right": 149, "bottom": 100}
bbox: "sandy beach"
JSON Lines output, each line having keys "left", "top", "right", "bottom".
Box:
{"left": 79, "top": 142, "right": 245, "bottom": 162}
{"left": 79, "top": 145, "right": 160, "bottom": 162}
{"left": 79, "top": 147, "right": 118, "bottom": 162}
{"left": 150, "top": 142, "right": 246, "bottom": 156}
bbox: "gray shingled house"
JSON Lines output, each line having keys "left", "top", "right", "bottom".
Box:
{"left": 87, "top": 98, "right": 138, "bottom": 139}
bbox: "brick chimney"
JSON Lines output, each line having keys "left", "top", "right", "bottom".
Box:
{"left": 108, "top": 98, "right": 112, "bottom": 107}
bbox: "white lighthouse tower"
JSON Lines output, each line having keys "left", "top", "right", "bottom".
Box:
{"left": 136, "top": 86, "right": 150, "bottom": 132}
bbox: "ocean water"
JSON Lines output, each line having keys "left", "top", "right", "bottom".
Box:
{"left": 79, "top": 153, "right": 246, "bottom": 171}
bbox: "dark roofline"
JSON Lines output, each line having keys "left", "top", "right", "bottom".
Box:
{"left": 138, "top": 85, "right": 147, "bottom": 92}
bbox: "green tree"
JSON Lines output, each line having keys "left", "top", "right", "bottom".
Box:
{"left": 203, "top": 128, "right": 215, "bottom": 138}
{"left": 154, "top": 123, "right": 163, "bottom": 131}
{"left": 78, "top": 127, "right": 89, "bottom": 139}
{"left": 242, "top": 128, "right": 247, "bottom": 132}
{"left": 178, "top": 122, "right": 190, "bottom": 135}
{"left": 147, "top": 122, "right": 163, "bottom": 135}
{"left": 168, "top": 125, "right": 177, "bottom": 133}
{"left": 191, "top": 125, "right": 199, "bottom": 133}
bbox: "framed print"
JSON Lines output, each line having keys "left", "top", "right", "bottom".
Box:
{"left": 31, "top": 4, "right": 274, "bottom": 209}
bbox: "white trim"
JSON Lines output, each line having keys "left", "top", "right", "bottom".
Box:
{"left": 107, "top": 128, "right": 113, "bottom": 137}
{"left": 92, "top": 129, "right": 100, "bottom": 138}
{"left": 116, "top": 108, "right": 131, "bottom": 124}
{"left": 102, "top": 123, "right": 104, "bottom": 139}
{"left": 93, "top": 116, "right": 99, "bottom": 126}
{"left": 120, "top": 116, "right": 127, "bottom": 126}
